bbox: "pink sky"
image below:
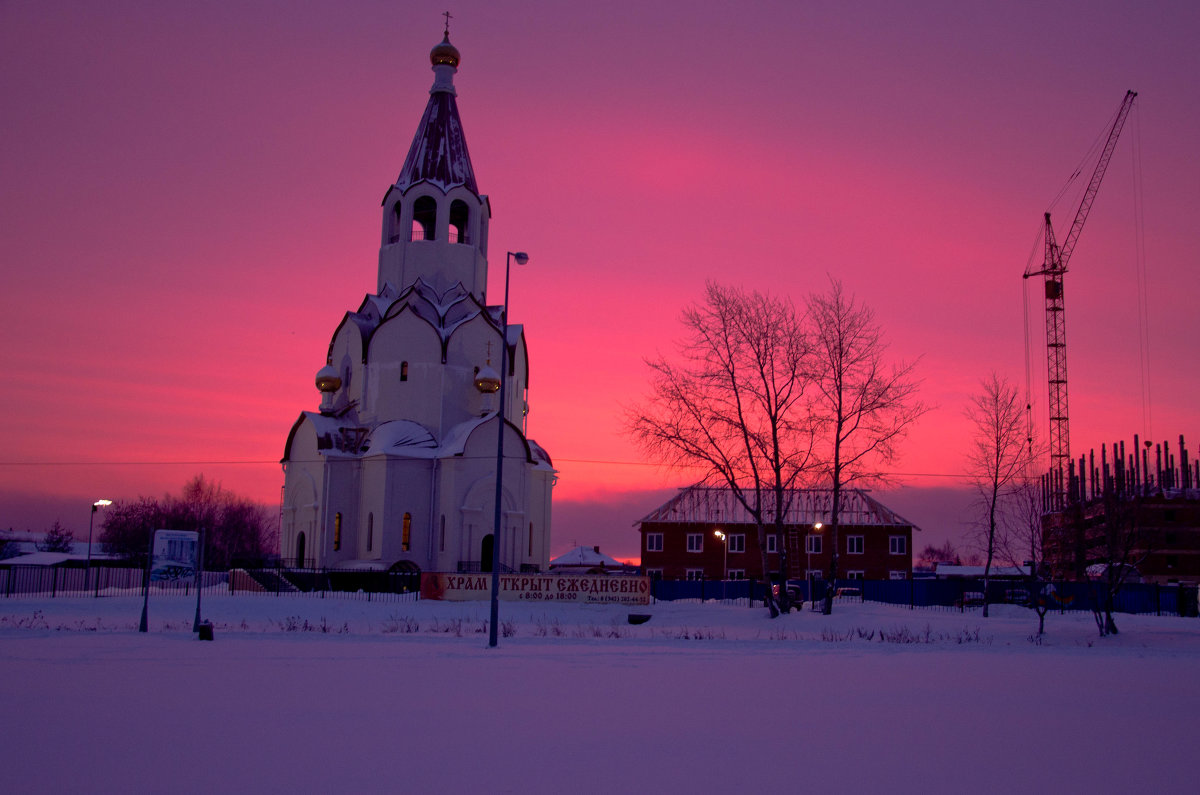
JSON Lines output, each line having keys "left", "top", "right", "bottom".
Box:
{"left": 3, "top": 1, "right": 1198, "bottom": 561}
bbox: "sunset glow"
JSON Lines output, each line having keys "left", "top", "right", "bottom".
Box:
{"left": 3, "top": 1, "right": 1198, "bottom": 561}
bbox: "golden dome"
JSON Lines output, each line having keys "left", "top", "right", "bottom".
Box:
{"left": 430, "top": 33, "right": 460, "bottom": 68}
{"left": 316, "top": 365, "right": 342, "bottom": 393}
{"left": 474, "top": 363, "right": 501, "bottom": 394}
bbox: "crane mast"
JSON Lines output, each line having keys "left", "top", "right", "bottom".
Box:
{"left": 1025, "top": 90, "right": 1137, "bottom": 509}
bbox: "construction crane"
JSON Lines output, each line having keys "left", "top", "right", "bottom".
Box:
{"left": 1025, "top": 90, "right": 1137, "bottom": 510}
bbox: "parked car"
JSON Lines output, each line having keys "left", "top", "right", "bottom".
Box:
{"left": 834, "top": 586, "right": 862, "bottom": 600}
{"left": 1004, "top": 589, "right": 1030, "bottom": 606}
{"left": 956, "top": 591, "right": 985, "bottom": 608}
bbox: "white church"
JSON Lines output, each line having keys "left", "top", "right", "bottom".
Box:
{"left": 280, "top": 30, "right": 555, "bottom": 573}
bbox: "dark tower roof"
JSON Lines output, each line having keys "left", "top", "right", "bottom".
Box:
{"left": 396, "top": 32, "right": 478, "bottom": 194}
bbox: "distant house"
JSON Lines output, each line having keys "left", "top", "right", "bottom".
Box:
{"left": 636, "top": 485, "right": 917, "bottom": 582}
{"left": 548, "top": 546, "right": 629, "bottom": 574}
{"left": 932, "top": 564, "right": 1030, "bottom": 580}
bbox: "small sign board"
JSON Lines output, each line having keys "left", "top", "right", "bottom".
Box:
{"left": 151, "top": 530, "right": 199, "bottom": 582}
{"left": 421, "top": 573, "right": 651, "bottom": 606}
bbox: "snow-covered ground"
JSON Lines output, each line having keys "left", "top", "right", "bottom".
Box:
{"left": 2, "top": 593, "right": 1197, "bottom": 793}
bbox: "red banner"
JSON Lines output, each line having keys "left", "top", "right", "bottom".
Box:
{"left": 420, "top": 573, "right": 651, "bottom": 606}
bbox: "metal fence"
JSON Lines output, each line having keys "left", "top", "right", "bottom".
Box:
{"left": 0, "top": 565, "right": 419, "bottom": 603}
{"left": 650, "top": 576, "right": 1199, "bottom": 617}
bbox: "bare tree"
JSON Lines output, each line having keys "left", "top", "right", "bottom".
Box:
{"left": 917, "top": 540, "right": 961, "bottom": 569}
{"left": 628, "top": 282, "right": 816, "bottom": 617}
{"left": 808, "top": 279, "right": 925, "bottom": 615}
{"left": 1002, "top": 477, "right": 1053, "bottom": 635}
{"left": 965, "top": 373, "right": 1036, "bottom": 617}
{"left": 37, "top": 520, "right": 76, "bottom": 553}
{"left": 101, "top": 475, "right": 277, "bottom": 569}
{"left": 1087, "top": 494, "right": 1151, "bottom": 636}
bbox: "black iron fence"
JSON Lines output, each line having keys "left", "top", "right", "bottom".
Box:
{"left": 0, "top": 564, "right": 419, "bottom": 603}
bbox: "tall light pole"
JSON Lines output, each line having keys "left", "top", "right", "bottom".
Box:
{"left": 489, "top": 250, "right": 528, "bottom": 648}
{"left": 713, "top": 529, "right": 727, "bottom": 580}
{"left": 86, "top": 499, "right": 112, "bottom": 584}
{"left": 808, "top": 522, "right": 823, "bottom": 607}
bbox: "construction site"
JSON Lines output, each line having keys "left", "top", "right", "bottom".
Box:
{"left": 1025, "top": 91, "right": 1198, "bottom": 587}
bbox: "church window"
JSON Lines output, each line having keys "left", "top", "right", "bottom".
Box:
{"left": 389, "top": 204, "right": 402, "bottom": 244}
{"left": 402, "top": 512, "right": 412, "bottom": 552}
{"left": 412, "top": 196, "right": 436, "bottom": 241}
{"left": 439, "top": 515, "right": 446, "bottom": 552}
{"left": 367, "top": 513, "right": 374, "bottom": 552}
{"left": 528, "top": 522, "right": 533, "bottom": 557}
{"left": 400, "top": 361, "right": 408, "bottom": 382}
{"left": 333, "top": 512, "right": 342, "bottom": 551}
{"left": 449, "top": 199, "right": 469, "bottom": 244}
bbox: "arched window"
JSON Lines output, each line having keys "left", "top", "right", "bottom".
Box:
{"left": 402, "top": 512, "right": 412, "bottom": 552}
{"left": 333, "top": 512, "right": 342, "bottom": 551}
{"left": 389, "top": 204, "right": 402, "bottom": 244}
{"left": 412, "top": 196, "right": 436, "bottom": 241}
{"left": 296, "top": 531, "right": 306, "bottom": 568}
{"left": 439, "top": 515, "right": 446, "bottom": 552}
{"left": 367, "top": 513, "right": 374, "bottom": 552}
{"left": 400, "top": 361, "right": 408, "bottom": 382}
{"left": 528, "top": 522, "right": 534, "bottom": 557}
{"left": 449, "top": 199, "right": 469, "bottom": 244}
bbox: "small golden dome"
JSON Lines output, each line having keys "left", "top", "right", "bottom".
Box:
{"left": 474, "top": 363, "right": 501, "bottom": 394}
{"left": 316, "top": 365, "right": 342, "bottom": 393}
{"left": 430, "top": 33, "right": 460, "bottom": 68}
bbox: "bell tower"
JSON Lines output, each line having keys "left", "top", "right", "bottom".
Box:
{"left": 377, "top": 27, "right": 491, "bottom": 301}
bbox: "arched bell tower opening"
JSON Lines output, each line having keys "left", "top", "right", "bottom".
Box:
{"left": 412, "top": 196, "right": 437, "bottom": 241}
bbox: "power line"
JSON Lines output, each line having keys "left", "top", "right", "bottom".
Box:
{"left": 0, "top": 457, "right": 975, "bottom": 480}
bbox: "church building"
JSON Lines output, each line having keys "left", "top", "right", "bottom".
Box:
{"left": 280, "top": 30, "right": 555, "bottom": 573}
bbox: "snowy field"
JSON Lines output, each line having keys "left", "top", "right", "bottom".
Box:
{"left": 2, "top": 593, "right": 1197, "bottom": 793}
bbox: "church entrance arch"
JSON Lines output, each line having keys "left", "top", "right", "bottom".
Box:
{"left": 296, "top": 532, "right": 306, "bottom": 568}
{"left": 481, "top": 534, "right": 494, "bottom": 572}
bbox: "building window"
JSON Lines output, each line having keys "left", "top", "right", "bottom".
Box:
{"left": 686, "top": 533, "right": 703, "bottom": 553}
{"left": 645, "top": 569, "right": 663, "bottom": 580}
{"left": 728, "top": 569, "right": 746, "bottom": 580}
{"left": 333, "top": 512, "right": 342, "bottom": 551}
{"left": 528, "top": 522, "right": 534, "bottom": 557}
{"left": 685, "top": 569, "right": 704, "bottom": 581}
{"left": 807, "top": 569, "right": 823, "bottom": 580}
{"left": 412, "top": 195, "right": 436, "bottom": 240}
{"left": 449, "top": 199, "right": 470, "bottom": 244}
{"left": 889, "top": 571, "right": 907, "bottom": 580}
{"left": 847, "top": 536, "right": 864, "bottom": 555}
{"left": 766, "top": 535, "right": 778, "bottom": 553}
{"left": 646, "top": 533, "right": 663, "bottom": 552}
{"left": 889, "top": 536, "right": 907, "bottom": 555}
{"left": 847, "top": 570, "right": 865, "bottom": 580}
{"left": 367, "top": 513, "right": 374, "bottom": 552}
{"left": 439, "top": 515, "right": 445, "bottom": 552}
{"left": 402, "top": 512, "right": 412, "bottom": 552}
{"left": 806, "top": 535, "right": 822, "bottom": 554}
{"left": 728, "top": 534, "right": 745, "bottom": 553}
{"left": 400, "top": 361, "right": 408, "bottom": 382}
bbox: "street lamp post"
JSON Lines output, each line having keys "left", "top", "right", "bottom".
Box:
{"left": 713, "top": 529, "right": 727, "bottom": 580}
{"left": 808, "top": 522, "right": 823, "bottom": 607}
{"left": 489, "top": 251, "right": 529, "bottom": 648}
{"left": 86, "top": 499, "right": 112, "bottom": 586}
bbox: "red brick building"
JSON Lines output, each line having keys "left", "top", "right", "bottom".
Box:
{"left": 637, "top": 485, "right": 916, "bottom": 581}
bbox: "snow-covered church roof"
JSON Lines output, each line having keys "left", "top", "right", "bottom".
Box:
{"left": 395, "top": 31, "right": 477, "bottom": 194}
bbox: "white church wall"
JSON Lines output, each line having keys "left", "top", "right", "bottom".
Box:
{"left": 367, "top": 310, "right": 442, "bottom": 429}
{"left": 327, "top": 320, "right": 365, "bottom": 415}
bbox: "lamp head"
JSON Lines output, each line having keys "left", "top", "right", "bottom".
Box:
{"left": 511, "top": 251, "right": 529, "bottom": 265}
{"left": 814, "top": 522, "right": 823, "bottom": 530}
{"left": 93, "top": 499, "right": 112, "bottom": 511}
{"left": 714, "top": 530, "right": 725, "bottom": 540}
